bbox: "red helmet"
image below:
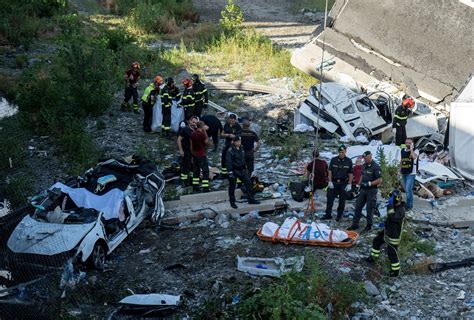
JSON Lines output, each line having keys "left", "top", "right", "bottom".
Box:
{"left": 131, "top": 61, "right": 140, "bottom": 69}
{"left": 402, "top": 98, "right": 414, "bottom": 108}
{"left": 154, "top": 76, "right": 163, "bottom": 85}
{"left": 182, "top": 78, "right": 193, "bottom": 87}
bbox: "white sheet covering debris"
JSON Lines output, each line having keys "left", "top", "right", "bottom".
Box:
{"left": 50, "top": 182, "right": 124, "bottom": 220}
{"left": 237, "top": 256, "right": 304, "bottom": 277}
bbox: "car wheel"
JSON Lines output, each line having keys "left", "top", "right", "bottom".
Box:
{"left": 88, "top": 241, "right": 106, "bottom": 270}
{"left": 354, "top": 127, "right": 370, "bottom": 140}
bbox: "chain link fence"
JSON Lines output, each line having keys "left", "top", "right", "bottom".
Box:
{"left": 0, "top": 99, "right": 95, "bottom": 319}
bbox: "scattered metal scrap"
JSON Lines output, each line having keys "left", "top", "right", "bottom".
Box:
{"left": 428, "top": 258, "right": 474, "bottom": 273}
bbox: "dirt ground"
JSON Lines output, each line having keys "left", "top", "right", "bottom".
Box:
{"left": 193, "top": 0, "right": 321, "bottom": 48}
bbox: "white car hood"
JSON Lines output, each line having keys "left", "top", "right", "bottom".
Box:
{"left": 7, "top": 215, "right": 96, "bottom": 255}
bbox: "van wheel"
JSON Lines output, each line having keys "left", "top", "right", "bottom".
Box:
{"left": 354, "top": 128, "right": 370, "bottom": 140}
{"left": 88, "top": 242, "right": 106, "bottom": 270}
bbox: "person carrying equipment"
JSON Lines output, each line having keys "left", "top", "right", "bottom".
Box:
{"left": 220, "top": 113, "right": 242, "bottom": 177}
{"left": 122, "top": 62, "right": 141, "bottom": 113}
{"left": 191, "top": 74, "right": 208, "bottom": 118}
{"left": 226, "top": 136, "right": 260, "bottom": 209}
{"left": 161, "top": 77, "right": 181, "bottom": 135}
{"left": 322, "top": 145, "right": 353, "bottom": 221}
{"left": 181, "top": 78, "right": 195, "bottom": 121}
{"left": 365, "top": 189, "right": 406, "bottom": 277}
{"left": 393, "top": 96, "right": 414, "bottom": 146}
{"left": 141, "top": 76, "right": 163, "bottom": 133}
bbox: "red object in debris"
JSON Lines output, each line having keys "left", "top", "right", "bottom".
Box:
{"left": 352, "top": 164, "right": 362, "bottom": 185}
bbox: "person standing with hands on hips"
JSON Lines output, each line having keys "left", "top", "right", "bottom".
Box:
{"left": 348, "top": 151, "right": 382, "bottom": 232}
{"left": 322, "top": 145, "right": 353, "bottom": 222}
{"left": 400, "top": 138, "right": 419, "bottom": 211}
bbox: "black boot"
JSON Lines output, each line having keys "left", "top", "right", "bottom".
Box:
{"left": 389, "top": 269, "right": 400, "bottom": 277}
{"left": 230, "top": 202, "right": 238, "bottom": 209}
{"left": 321, "top": 214, "right": 332, "bottom": 220}
{"left": 335, "top": 214, "right": 342, "bottom": 222}
{"left": 364, "top": 256, "right": 375, "bottom": 264}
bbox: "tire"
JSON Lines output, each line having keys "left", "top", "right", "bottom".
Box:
{"left": 87, "top": 241, "right": 107, "bottom": 270}
{"left": 354, "top": 127, "right": 370, "bottom": 140}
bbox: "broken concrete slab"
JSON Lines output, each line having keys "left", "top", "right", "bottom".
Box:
{"left": 406, "top": 114, "right": 439, "bottom": 139}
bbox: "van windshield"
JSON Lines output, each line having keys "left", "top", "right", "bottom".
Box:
{"left": 356, "top": 97, "right": 373, "bottom": 112}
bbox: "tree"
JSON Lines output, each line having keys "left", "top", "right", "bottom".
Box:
{"left": 219, "top": 0, "right": 244, "bottom": 34}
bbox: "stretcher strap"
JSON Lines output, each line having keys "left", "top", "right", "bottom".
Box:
{"left": 298, "top": 226, "right": 309, "bottom": 240}
{"left": 272, "top": 227, "right": 281, "bottom": 242}
{"left": 286, "top": 220, "right": 301, "bottom": 243}
{"left": 329, "top": 230, "right": 334, "bottom": 243}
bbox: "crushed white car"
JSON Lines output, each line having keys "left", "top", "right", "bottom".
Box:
{"left": 7, "top": 158, "right": 165, "bottom": 272}
{"left": 295, "top": 82, "right": 396, "bottom": 141}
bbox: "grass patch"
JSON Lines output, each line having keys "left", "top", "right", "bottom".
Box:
{"left": 399, "top": 224, "right": 436, "bottom": 261}
{"left": 196, "top": 256, "right": 366, "bottom": 319}
{"left": 292, "top": 0, "right": 336, "bottom": 12}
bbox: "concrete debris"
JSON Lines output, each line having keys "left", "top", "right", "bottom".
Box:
{"left": 364, "top": 280, "right": 380, "bottom": 296}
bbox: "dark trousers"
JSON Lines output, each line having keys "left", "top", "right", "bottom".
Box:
{"left": 180, "top": 152, "right": 192, "bottom": 183}
{"left": 228, "top": 169, "right": 254, "bottom": 204}
{"left": 352, "top": 187, "right": 378, "bottom": 227}
{"left": 325, "top": 183, "right": 347, "bottom": 217}
{"left": 395, "top": 125, "right": 407, "bottom": 146}
{"left": 124, "top": 86, "right": 138, "bottom": 108}
{"left": 184, "top": 107, "right": 194, "bottom": 121}
{"left": 142, "top": 101, "right": 153, "bottom": 132}
{"left": 162, "top": 106, "right": 171, "bottom": 131}
{"left": 208, "top": 130, "right": 219, "bottom": 151}
{"left": 221, "top": 144, "right": 231, "bottom": 174}
{"left": 371, "top": 226, "right": 401, "bottom": 272}
{"left": 194, "top": 101, "right": 204, "bottom": 118}
{"left": 244, "top": 150, "right": 255, "bottom": 177}
{"left": 192, "top": 156, "right": 209, "bottom": 189}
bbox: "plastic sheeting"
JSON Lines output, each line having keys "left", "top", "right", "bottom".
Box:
{"left": 449, "top": 76, "right": 474, "bottom": 180}
{"left": 151, "top": 98, "right": 185, "bottom": 133}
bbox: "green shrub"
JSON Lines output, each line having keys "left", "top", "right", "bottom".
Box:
{"left": 219, "top": 0, "right": 244, "bottom": 35}
{"left": 376, "top": 147, "right": 400, "bottom": 198}
{"left": 236, "top": 257, "right": 365, "bottom": 319}
{"left": 2, "top": 174, "right": 34, "bottom": 207}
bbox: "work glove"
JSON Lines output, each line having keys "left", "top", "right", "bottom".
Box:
{"left": 328, "top": 182, "right": 334, "bottom": 189}
{"left": 345, "top": 184, "right": 351, "bottom": 192}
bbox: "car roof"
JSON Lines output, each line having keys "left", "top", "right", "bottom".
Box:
{"left": 318, "top": 82, "right": 361, "bottom": 105}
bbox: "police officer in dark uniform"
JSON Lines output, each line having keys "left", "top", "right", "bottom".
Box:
{"left": 240, "top": 119, "right": 260, "bottom": 177}
{"left": 226, "top": 136, "right": 260, "bottom": 209}
{"left": 348, "top": 150, "right": 383, "bottom": 232}
{"left": 365, "top": 189, "right": 405, "bottom": 277}
{"left": 322, "top": 145, "right": 353, "bottom": 221}
{"left": 220, "top": 113, "right": 242, "bottom": 177}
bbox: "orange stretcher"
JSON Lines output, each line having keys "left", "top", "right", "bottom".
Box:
{"left": 256, "top": 219, "right": 359, "bottom": 248}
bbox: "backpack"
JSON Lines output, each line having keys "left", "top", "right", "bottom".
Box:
{"left": 289, "top": 182, "right": 306, "bottom": 202}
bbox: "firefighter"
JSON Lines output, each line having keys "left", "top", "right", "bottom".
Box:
{"left": 226, "top": 136, "right": 260, "bottom": 209}
{"left": 177, "top": 115, "right": 198, "bottom": 186}
{"left": 161, "top": 77, "right": 180, "bottom": 135}
{"left": 348, "top": 150, "right": 382, "bottom": 232}
{"left": 240, "top": 119, "right": 260, "bottom": 177}
{"left": 190, "top": 121, "right": 210, "bottom": 192}
{"left": 181, "top": 78, "right": 195, "bottom": 121}
{"left": 220, "top": 113, "right": 242, "bottom": 177}
{"left": 322, "top": 145, "right": 353, "bottom": 221}
{"left": 393, "top": 96, "right": 414, "bottom": 146}
{"left": 365, "top": 189, "right": 406, "bottom": 277}
{"left": 141, "top": 76, "right": 163, "bottom": 133}
{"left": 191, "top": 74, "right": 208, "bottom": 118}
{"left": 122, "top": 62, "right": 141, "bottom": 113}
